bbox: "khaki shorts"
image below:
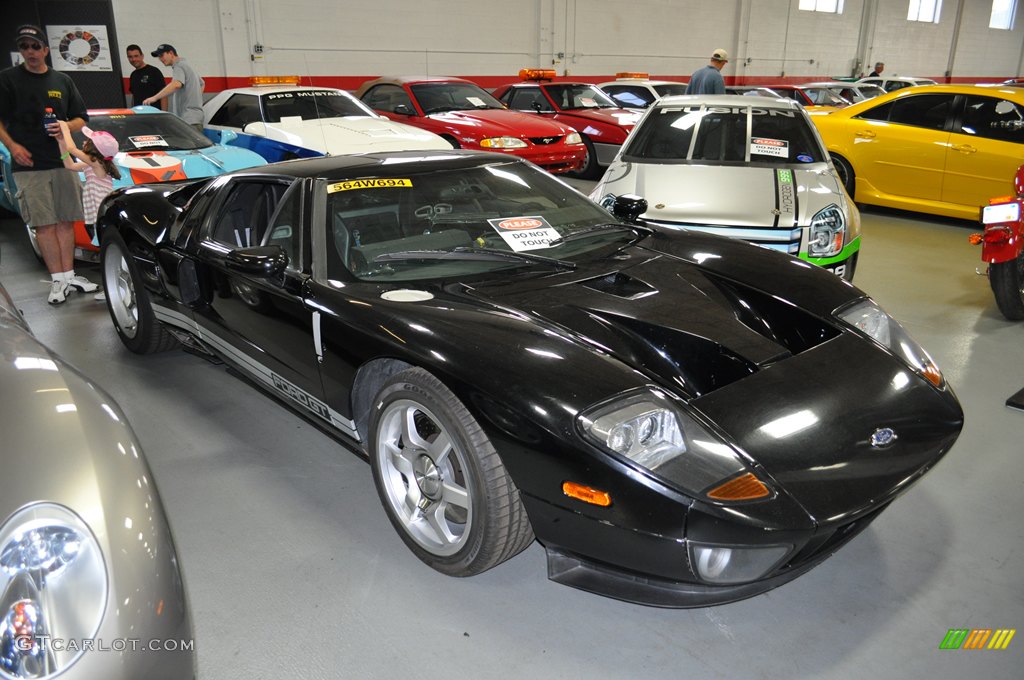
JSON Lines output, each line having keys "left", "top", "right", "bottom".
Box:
{"left": 15, "top": 169, "right": 84, "bottom": 228}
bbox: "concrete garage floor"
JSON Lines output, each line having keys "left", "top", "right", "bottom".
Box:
{"left": 1, "top": 195, "right": 1021, "bottom": 680}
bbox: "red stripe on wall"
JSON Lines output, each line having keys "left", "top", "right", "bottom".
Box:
{"left": 123, "top": 74, "right": 1016, "bottom": 95}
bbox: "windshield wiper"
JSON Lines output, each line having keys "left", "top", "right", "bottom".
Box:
{"left": 547, "top": 223, "right": 652, "bottom": 247}
{"left": 374, "top": 246, "right": 575, "bottom": 270}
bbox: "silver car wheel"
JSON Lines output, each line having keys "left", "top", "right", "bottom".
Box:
{"left": 104, "top": 240, "right": 139, "bottom": 339}
{"left": 375, "top": 398, "right": 472, "bottom": 556}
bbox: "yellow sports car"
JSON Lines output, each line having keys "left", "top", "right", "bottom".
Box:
{"left": 811, "top": 84, "right": 1024, "bottom": 220}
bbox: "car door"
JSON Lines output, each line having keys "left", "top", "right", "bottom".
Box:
{"left": 849, "top": 93, "right": 956, "bottom": 202}
{"left": 361, "top": 84, "right": 418, "bottom": 118}
{"left": 943, "top": 93, "right": 1024, "bottom": 209}
{"left": 206, "top": 93, "right": 262, "bottom": 130}
{"left": 503, "top": 85, "right": 554, "bottom": 114}
{"left": 193, "top": 177, "right": 328, "bottom": 416}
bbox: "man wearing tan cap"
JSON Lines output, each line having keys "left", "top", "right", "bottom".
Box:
{"left": 685, "top": 48, "right": 729, "bottom": 95}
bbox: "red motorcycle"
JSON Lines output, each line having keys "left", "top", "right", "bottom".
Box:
{"left": 971, "top": 165, "right": 1024, "bottom": 320}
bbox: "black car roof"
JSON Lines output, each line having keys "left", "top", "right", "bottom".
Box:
{"left": 232, "top": 149, "right": 520, "bottom": 181}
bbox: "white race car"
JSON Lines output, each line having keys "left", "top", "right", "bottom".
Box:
{"left": 856, "top": 75, "right": 937, "bottom": 93}
{"left": 591, "top": 95, "right": 861, "bottom": 280}
{"left": 597, "top": 73, "right": 690, "bottom": 109}
{"left": 203, "top": 78, "right": 452, "bottom": 160}
{"left": 802, "top": 81, "right": 886, "bottom": 103}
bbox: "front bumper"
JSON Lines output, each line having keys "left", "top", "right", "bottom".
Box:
{"left": 646, "top": 218, "right": 861, "bottom": 277}
{"left": 534, "top": 496, "right": 885, "bottom": 608}
{"left": 512, "top": 146, "right": 586, "bottom": 174}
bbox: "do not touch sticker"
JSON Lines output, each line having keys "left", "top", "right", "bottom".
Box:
{"left": 488, "top": 216, "right": 560, "bottom": 252}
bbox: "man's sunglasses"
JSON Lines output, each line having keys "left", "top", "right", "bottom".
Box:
{"left": 18, "top": 42, "right": 44, "bottom": 51}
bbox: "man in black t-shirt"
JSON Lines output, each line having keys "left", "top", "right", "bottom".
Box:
{"left": 126, "top": 43, "right": 166, "bottom": 109}
{"left": 0, "top": 24, "right": 98, "bottom": 304}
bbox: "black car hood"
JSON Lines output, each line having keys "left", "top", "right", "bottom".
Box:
{"left": 467, "top": 236, "right": 962, "bottom": 523}
{"left": 470, "top": 237, "right": 846, "bottom": 399}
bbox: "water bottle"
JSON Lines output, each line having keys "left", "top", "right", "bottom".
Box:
{"left": 43, "top": 107, "right": 57, "bottom": 135}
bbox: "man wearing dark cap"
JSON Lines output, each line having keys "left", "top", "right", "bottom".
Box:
{"left": 142, "top": 44, "right": 205, "bottom": 131}
{"left": 685, "top": 48, "right": 729, "bottom": 95}
{"left": 0, "top": 24, "right": 99, "bottom": 304}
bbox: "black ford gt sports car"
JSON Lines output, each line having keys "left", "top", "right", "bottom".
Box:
{"left": 96, "top": 150, "right": 963, "bottom": 607}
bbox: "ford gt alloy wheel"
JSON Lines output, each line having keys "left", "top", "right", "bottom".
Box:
{"left": 101, "top": 232, "right": 178, "bottom": 354}
{"left": 369, "top": 368, "right": 534, "bottom": 576}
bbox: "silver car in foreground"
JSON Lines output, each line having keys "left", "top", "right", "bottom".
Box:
{"left": 0, "top": 281, "right": 193, "bottom": 679}
{"left": 591, "top": 94, "right": 861, "bottom": 280}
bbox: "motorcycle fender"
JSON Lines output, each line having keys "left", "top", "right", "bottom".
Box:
{"left": 981, "top": 223, "right": 1024, "bottom": 264}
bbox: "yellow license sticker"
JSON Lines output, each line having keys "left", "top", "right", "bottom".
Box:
{"left": 328, "top": 178, "right": 413, "bottom": 193}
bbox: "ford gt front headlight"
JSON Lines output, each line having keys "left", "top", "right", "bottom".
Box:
{"left": 578, "top": 388, "right": 772, "bottom": 502}
{"left": 808, "top": 204, "right": 846, "bottom": 257}
{"left": 836, "top": 299, "right": 944, "bottom": 387}
{"left": 479, "top": 136, "right": 528, "bottom": 149}
{"left": 0, "top": 503, "right": 107, "bottom": 678}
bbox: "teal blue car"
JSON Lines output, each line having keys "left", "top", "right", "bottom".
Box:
{"left": 1, "top": 106, "right": 266, "bottom": 261}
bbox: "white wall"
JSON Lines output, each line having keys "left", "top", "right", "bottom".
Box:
{"left": 110, "top": 0, "right": 1024, "bottom": 88}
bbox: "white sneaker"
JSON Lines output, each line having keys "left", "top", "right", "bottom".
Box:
{"left": 66, "top": 274, "right": 100, "bottom": 293}
{"left": 48, "top": 280, "right": 69, "bottom": 305}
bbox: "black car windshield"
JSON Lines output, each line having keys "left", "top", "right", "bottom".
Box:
{"left": 545, "top": 84, "right": 620, "bottom": 110}
{"left": 261, "top": 90, "right": 374, "bottom": 122}
{"left": 410, "top": 83, "right": 505, "bottom": 113}
{"left": 76, "top": 112, "right": 214, "bottom": 151}
{"left": 324, "top": 161, "right": 631, "bottom": 282}
{"left": 622, "top": 102, "right": 827, "bottom": 165}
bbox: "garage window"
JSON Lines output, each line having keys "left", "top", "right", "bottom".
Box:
{"left": 799, "top": 0, "right": 844, "bottom": 13}
{"left": 908, "top": 0, "right": 942, "bottom": 23}
{"left": 990, "top": 0, "right": 1017, "bottom": 29}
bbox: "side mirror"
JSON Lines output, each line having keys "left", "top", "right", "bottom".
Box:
{"left": 219, "top": 129, "right": 238, "bottom": 145}
{"left": 225, "top": 245, "right": 288, "bottom": 278}
{"left": 611, "top": 194, "right": 648, "bottom": 223}
{"left": 393, "top": 104, "right": 414, "bottom": 116}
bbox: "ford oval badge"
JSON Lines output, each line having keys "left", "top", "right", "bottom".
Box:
{"left": 870, "top": 427, "right": 898, "bottom": 448}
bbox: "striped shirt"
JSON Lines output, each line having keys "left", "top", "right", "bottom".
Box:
{"left": 81, "top": 165, "right": 113, "bottom": 225}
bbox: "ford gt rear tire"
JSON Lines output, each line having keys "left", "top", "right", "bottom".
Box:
{"left": 369, "top": 367, "right": 534, "bottom": 576}
{"left": 101, "top": 232, "right": 178, "bottom": 354}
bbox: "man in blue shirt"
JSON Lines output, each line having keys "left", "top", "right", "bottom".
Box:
{"left": 685, "top": 49, "right": 729, "bottom": 95}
